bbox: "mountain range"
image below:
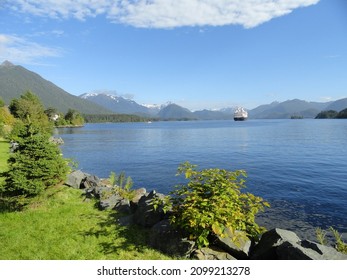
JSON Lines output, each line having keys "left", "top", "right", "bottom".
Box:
{"left": 81, "top": 91, "right": 347, "bottom": 120}
{"left": 1, "top": 61, "right": 347, "bottom": 120}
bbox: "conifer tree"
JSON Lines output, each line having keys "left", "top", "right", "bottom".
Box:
{"left": 1, "top": 93, "right": 69, "bottom": 209}
{"left": 2, "top": 123, "right": 69, "bottom": 203}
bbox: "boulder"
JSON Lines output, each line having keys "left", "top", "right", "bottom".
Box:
{"left": 214, "top": 229, "right": 252, "bottom": 259}
{"left": 130, "top": 188, "right": 147, "bottom": 213}
{"left": 65, "top": 170, "right": 87, "bottom": 189}
{"left": 193, "top": 247, "right": 236, "bottom": 260}
{"left": 133, "top": 190, "right": 166, "bottom": 227}
{"left": 251, "top": 228, "right": 347, "bottom": 260}
{"left": 251, "top": 228, "right": 301, "bottom": 260}
{"left": 149, "top": 219, "right": 195, "bottom": 257}
{"left": 131, "top": 188, "right": 147, "bottom": 204}
{"left": 92, "top": 186, "right": 113, "bottom": 199}
{"left": 99, "top": 193, "right": 123, "bottom": 210}
{"left": 277, "top": 239, "right": 347, "bottom": 260}
{"left": 81, "top": 174, "right": 101, "bottom": 190}
{"left": 115, "top": 198, "right": 131, "bottom": 214}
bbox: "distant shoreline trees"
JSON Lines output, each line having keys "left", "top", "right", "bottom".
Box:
{"left": 83, "top": 114, "right": 156, "bottom": 123}
{"left": 315, "top": 108, "right": 347, "bottom": 119}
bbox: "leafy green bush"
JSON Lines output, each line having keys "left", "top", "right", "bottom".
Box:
{"left": 167, "top": 162, "right": 269, "bottom": 248}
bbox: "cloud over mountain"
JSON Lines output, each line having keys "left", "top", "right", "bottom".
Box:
{"left": 6, "top": 0, "right": 320, "bottom": 28}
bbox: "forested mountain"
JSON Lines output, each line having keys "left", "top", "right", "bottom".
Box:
{"left": 157, "top": 104, "right": 196, "bottom": 120}
{"left": 249, "top": 99, "right": 333, "bottom": 119}
{"left": 0, "top": 61, "right": 111, "bottom": 114}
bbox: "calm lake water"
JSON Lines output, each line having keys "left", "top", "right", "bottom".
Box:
{"left": 55, "top": 119, "right": 347, "bottom": 240}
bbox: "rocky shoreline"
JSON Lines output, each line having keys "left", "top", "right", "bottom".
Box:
{"left": 65, "top": 170, "right": 347, "bottom": 260}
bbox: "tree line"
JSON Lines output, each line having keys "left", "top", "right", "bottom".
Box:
{"left": 83, "top": 114, "right": 155, "bottom": 123}
{"left": 315, "top": 108, "right": 347, "bottom": 119}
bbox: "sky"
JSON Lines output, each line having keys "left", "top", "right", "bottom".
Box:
{"left": 1, "top": 0, "right": 347, "bottom": 111}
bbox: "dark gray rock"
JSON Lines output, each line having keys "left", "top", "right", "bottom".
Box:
{"left": 133, "top": 190, "right": 166, "bottom": 227}
{"left": 81, "top": 174, "right": 101, "bottom": 190}
{"left": 92, "top": 186, "right": 113, "bottom": 199}
{"left": 115, "top": 198, "right": 131, "bottom": 214}
{"left": 277, "top": 240, "right": 347, "bottom": 260}
{"left": 130, "top": 188, "right": 147, "bottom": 213}
{"left": 193, "top": 247, "right": 236, "bottom": 260}
{"left": 149, "top": 219, "right": 195, "bottom": 257}
{"left": 99, "top": 193, "right": 123, "bottom": 210}
{"left": 251, "top": 228, "right": 301, "bottom": 260}
{"left": 214, "top": 229, "right": 252, "bottom": 259}
{"left": 251, "top": 228, "right": 347, "bottom": 260}
{"left": 65, "top": 170, "right": 87, "bottom": 189}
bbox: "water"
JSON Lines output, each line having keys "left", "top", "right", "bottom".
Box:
{"left": 55, "top": 119, "right": 347, "bottom": 240}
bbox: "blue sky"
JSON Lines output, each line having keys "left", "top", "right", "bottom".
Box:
{"left": 1, "top": 0, "right": 346, "bottom": 110}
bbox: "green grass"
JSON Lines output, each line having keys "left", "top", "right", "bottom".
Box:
{"left": 0, "top": 138, "right": 9, "bottom": 184}
{"left": 0, "top": 138, "right": 9, "bottom": 170}
{"left": 0, "top": 185, "right": 174, "bottom": 260}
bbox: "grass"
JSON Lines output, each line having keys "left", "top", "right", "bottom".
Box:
{"left": 0, "top": 138, "right": 9, "bottom": 183}
{"left": 0, "top": 185, "right": 174, "bottom": 260}
{"left": 0, "top": 138, "right": 172, "bottom": 259}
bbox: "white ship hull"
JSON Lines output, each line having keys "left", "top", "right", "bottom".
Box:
{"left": 234, "top": 107, "right": 248, "bottom": 121}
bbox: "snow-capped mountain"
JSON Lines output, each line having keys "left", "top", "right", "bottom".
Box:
{"left": 80, "top": 92, "right": 158, "bottom": 116}
{"left": 79, "top": 91, "right": 238, "bottom": 119}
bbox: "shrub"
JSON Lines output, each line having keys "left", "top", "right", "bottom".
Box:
{"left": 167, "top": 162, "right": 270, "bottom": 248}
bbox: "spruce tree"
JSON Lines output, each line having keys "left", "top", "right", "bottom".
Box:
{"left": 1, "top": 92, "right": 69, "bottom": 209}
{"left": 1, "top": 123, "right": 69, "bottom": 208}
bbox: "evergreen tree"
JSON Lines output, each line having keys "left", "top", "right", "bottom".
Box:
{"left": 1, "top": 123, "right": 69, "bottom": 207}
{"left": 1, "top": 93, "right": 69, "bottom": 209}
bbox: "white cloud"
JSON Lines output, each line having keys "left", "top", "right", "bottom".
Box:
{"left": 6, "top": 0, "right": 320, "bottom": 28}
{"left": 0, "top": 34, "right": 62, "bottom": 64}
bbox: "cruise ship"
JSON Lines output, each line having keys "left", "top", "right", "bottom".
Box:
{"left": 234, "top": 107, "right": 248, "bottom": 121}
